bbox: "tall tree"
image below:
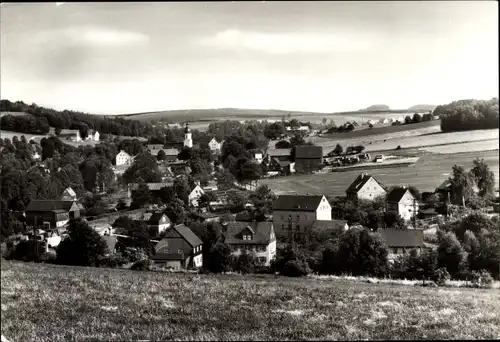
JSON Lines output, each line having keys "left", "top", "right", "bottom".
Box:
{"left": 470, "top": 158, "right": 495, "bottom": 198}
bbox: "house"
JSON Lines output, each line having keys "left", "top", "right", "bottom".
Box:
{"left": 346, "top": 173, "right": 387, "bottom": 202}
{"left": 146, "top": 212, "right": 171, "bottom": 237}
{"left": 267, "top": 148, "right": 292, "bottom": 162}
{"left": 222, "top": 221, "right": 277, "bottom": 266}
{"left": 269, "top": 158, "right": 295, "bottom": 174}
{"left": 208, "top": 137, "right": 223, "bottom": 153}
{"left": 58, "top": 129, "right": 81, "bottom": 142}
{"left": 128, "top": 182, "right": 174, "bottom": 198}
{"left": 115, "top": 150, "right": 133, "bottom": 166}
{"left": 189, "top": 184, "right": 205, "bottom": 207}
{"left": 86, "top": 129, "right": 100, "bottom": 142}
{"left": 147, "top": 144, "right": 164, "bottom": 152}
{"left": 152, "top": 224, "right": 203, "bottom": 269}
{"left": 387, "top": 187, "right": 419, "bottom": 221}
{"left": 24, "top": 200, "right": 80, "bottom": 230}
{"left": 272, "top": 195, "right": 331, "bottom": 240}
{"left": 378, "top": 228, "right": 424, "bottom": 261}
{"left": 162, "top": 148, "right": 179, "bottom": 162}
{"left": 294, "top": 146, "right": 323, "bottom": 174}
{"left": 102, "top": 235, "right": 118, "bottom": 255}
{"left": 435, "top": 179, "right": 479, "bottom": 205}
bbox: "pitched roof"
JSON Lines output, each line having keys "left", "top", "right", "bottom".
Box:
{"left": 172, "top": 224, "right": 203, "bottom": 247}
{"left": 63, "top": 187, "right": 77, "bottom": 197}
{"left": 129, "top": 182, "right": 173, "bottom": 191}
{"left": 387, "top": 188, "right": 412, "bottom": 203}
{"left": 25, "top": 200, "right": 77, "bottom": 212}
{"left": 271, "top": 158, "right": 291, "bottom": 167}
{"left": 147, "top": 213, "right": 170, "bottom": 225}
{"left": 268, "top": 148, "right": 292, "bottom": 157}
{"left": 273, "top": 195, "right": 324, "bottom": 211}
{"left": 436, "top": 179, "right": 451, "bottom": 191}
{"left": 59, "top": 129, "right": 79, "bottom": 136}
{"left": 295, "top": 146, "right": 323, "bottom": 159}
{"left": 312, "top": 220, "right": 348, "bottom": 231}
{"left": 223, "top": 221, "right": 274, "bottom": 245}
{"left": 378, "top": 228, "right": 424, "bottom": 248}
{"left": 346, "top": 173, "right": 384, "bottom": 194}
{"left": 102, "top": 235, "right": 117, "bottom": 252}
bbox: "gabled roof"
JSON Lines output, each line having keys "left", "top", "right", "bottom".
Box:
{"left": 129, "top": 182, "right": 173, "bottom": 191}
{"left": 172, "top": 224, "right": 203, "bottom": 247}
{"left": 147, "top": 213, "right": 170, "bottom": 225}
{"left": 209, "top": 137, "right": 221, "bottom": 144}
{"left": 63, "top": 187, "right": 77, "bottom": 197}
{"left": 346, "top": 173, "right": 385, "bottom": 194}
{"left": 273, "top": 195, "right": 325, "bottom": 211}
{"left": 59, "top": 129, "right": 80, "bottom": 136}
{"left": 268, "top": 148, "right": 292, "bottom": 157}
{"left": 25, "top": 200, "right": 78, "bottom": 212}
{"left": 387, "top": 188, "right": 412, "bottom": 203}
{"left": 117, "top": 150, "right": 131, "bottom": 156}
{"left": 102, "top": 235, "right": 117, "bottom": 252}
{"left": 271, "top": 158, "right": 291, "bottom": 168}
{"left": 163, "top": 148, "right": 179, "bottom": 156}
{"left": 295, "top": 146, "right": 323, "bottom": 159}
{"left": 312, "top": 220, "right": 348, "bottom": 231}
{"left": 436, "top": 179, "right": 451, "bottom": 191}
{"left": 378, "top": 228, "right": 424, "bottom": 248}
{"left": 223, "top": 221, "right": 274, "bottom": 245}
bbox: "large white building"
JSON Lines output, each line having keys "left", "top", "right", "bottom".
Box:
{"left": 222, "top": 221, "right": 277, "bottom": 266}
{"left": 208, "top": 137, "right": 223, "bottom": 153}
{"left": 272, "top": 195, "right": 331, "bottom": 241}
{"left": 115, "top": 150, "right": 133, "bottom": 166}
{"left": 188, "top": 184, "right": 205, "bottom": 207}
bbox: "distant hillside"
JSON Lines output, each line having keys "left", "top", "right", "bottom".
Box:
{"left": 408, "top": 104, "right": 436, "bottom": 112}
{"left": 363, "top": 105, "right": 391, "bottom": 112}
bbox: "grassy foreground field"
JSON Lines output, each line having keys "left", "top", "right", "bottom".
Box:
{"left": 2, "top": 261, "right": 500, "bottom": 341}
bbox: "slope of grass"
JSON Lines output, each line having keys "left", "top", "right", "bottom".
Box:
{"left": 1, "top": 261, "right": 500, "bottom": 341}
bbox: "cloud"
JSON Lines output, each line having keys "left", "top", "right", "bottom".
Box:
{"left": 197, "top": 29, "right": 378, "bottom": 54}
{"left": 33, "top": 26, "right": 150, "bottom": 47}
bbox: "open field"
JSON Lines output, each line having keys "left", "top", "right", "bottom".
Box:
{"left": 310, "top": 127, "right": 498, "bottom": 154}
{"left": 0, "top": 111, "right": 31, "bottom": 118}
{"left": 260, "top": 150, "right": 500, "bottom": 196}
{"left": 421, "top": 140, "right": 500, "bottom": 154}
{"left": 2, "top": 261, "right": 499, "bottom": 341}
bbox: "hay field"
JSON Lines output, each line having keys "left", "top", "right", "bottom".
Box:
{"left": 421, "top": 140, "right": 499, "bottom": 154}
{"left": 2, "top": 261, "right": 499, "bottom": 341}
{"left": 260, "top": 150, "right": 500, "bottom": 196}
{"left": 0, "top": 130, "right": 49, "bottom": 142}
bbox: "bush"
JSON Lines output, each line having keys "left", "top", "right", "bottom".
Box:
{"left": 131, "top": 259, "right": 153, "bottom": 271}
{"left": 121, "top": 247, "right": 149, "bottom": 263}
{"left": 6, "top": 240, "right": 45, "bottom": 262}
{"left": 39, "top": 251, "right": 57, "bottom": 264}
{"left": 433, "top": 267, "right": 451, "bottom": 286}
{"left": 396, "top": 145, "right": 402, "bottom": 150}
{"left": 98, "top": 253, "right": 129, "bottom": 268}
{"left": 281, "top": 259, "right": 311, "bottom": 277}
{"left": 469, "top": 270, "right": 494, "bottom": 288}
{"left": 232, "top": 250, "right": 257, "bottom": 274}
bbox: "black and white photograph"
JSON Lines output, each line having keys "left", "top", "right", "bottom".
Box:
{"left": 0, "top": 1, "right": 499, "bottom": 341}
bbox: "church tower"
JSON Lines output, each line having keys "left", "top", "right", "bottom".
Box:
{"left": 184, "top": 122, "right": 193, "bottom": 148}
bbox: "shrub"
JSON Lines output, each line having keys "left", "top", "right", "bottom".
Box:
{"left": 433, "top": 267, "right": 451, "bottom": 286}
{"left": 6, "top": 240, "right": 45, "bottom": 262}
{"left": 131, "top": 259, "right": 153, "bottom": 271}
{"left": 98, "top": 253, "right": 129, "bottom": 268}
{"left": 282, "top": 259, "right": 311, "bottom": 277}
{"left": 39, "top": 251, "right": 57, "bottom": 264}
{"left": 396, "top": 145, "right": 402, "bottom": 150}
{"left": 232, "top": 250, "right": 257, "bottom": 274}
{"left": 469, "top": 270, "right": 494, "bottom": 288}
{"left": 120, "top": 247, "right": 148, "bottom": 263}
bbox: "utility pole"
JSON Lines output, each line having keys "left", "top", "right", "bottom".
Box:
{"left": 413, "top": 198, "right": 417, "bottom": 229}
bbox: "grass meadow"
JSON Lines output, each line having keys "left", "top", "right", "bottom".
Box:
{"left": 2, "top": 260, "right": 500, "bottom": 341}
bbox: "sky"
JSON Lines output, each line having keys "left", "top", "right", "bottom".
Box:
{"left": 1, "top": 1, "right": 498, "bottom": 115}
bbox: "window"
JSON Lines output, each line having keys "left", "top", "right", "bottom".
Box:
{"left": 258, "top": 257, "right": 267, "bottom": 264}
{"left": 165, "top": 248, "right": 171, "bottom": 253}
{"left": 43, "top": 222, "right": 51, "bottom": 230}
{"left": 281, "top": 224, "right": 285, "bottom": 230}
{"left": 296, "top": 225, "right": 300, "bottom": 231}
{"left": 296, "top": 215, "right": 300, "bottom": 221}
{"left": 392, "top": 248, "right": 398, "bottom": 254}
{"left": 178, "top": 249, "right": 183, "bottom": 254}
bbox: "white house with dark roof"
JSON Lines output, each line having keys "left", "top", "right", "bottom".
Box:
{"left": 346, "top": 173, "right": 386, "bottom": 202}
{"left": 85, "top": 129, "right": 100, "bottom": 142}
{"left": 116, "top": 150, "right": 133, "bottom": 166}
{"left": 145, "top": 212, "right": 171, "bottom": 237}
{"left": 272, "top": 195, "right": 331, "bottom": 240}
{"left": 208, "top": 137, "right": 223, "bottom": 153}
{"left": 222, "top": 221, "right": 276, "bottom": 266}
{"left": 387, "top": 187, "right": 419, "bottom": 221}
{"left": 188, "top": 184, "right": 205, "bottom": 207}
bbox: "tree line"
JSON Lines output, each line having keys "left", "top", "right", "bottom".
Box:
{"left": 434, "top": 98, "right": 499, "bottom": 132}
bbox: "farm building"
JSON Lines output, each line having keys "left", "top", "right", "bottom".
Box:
{"left": 378, "top": 228, "right": 424, "bottom": 261}
{"left": 221, "top": 221, "right": 277, "bottom": 266}
{"left": 346, "top": 173, "right": 386, "bottom": 202}
{"left": 152, "top": 224, "right": 203, "bottom": 269}
{"left": 294, "top": 145, "right": 323, "bottom": 174}
{"left": 24, "top": 200, "right": 80, "bottom": 230}
{"left": 387, "top": 187, "right": 419, "bottom": 221}
{"left": 144, "top": 212, "right": 171, "bottom": 238}
{"left": 58, "top": 129, "right": 81, "bottom": 142}
{"left": 272, "top": 195, "right": 331, "bottom": 241}
{"left": 268, "top": 158, "right": 295, "bottom": 174}
{"left": 128, "top": 182, "right": 174, "bottom": 199}
{"left": 267, "top": 148, "right": 292, "bottom": 162}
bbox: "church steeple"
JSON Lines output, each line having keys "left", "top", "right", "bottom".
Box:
{"left": 184, "top": 122, "right": 193, "bottom": 148}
